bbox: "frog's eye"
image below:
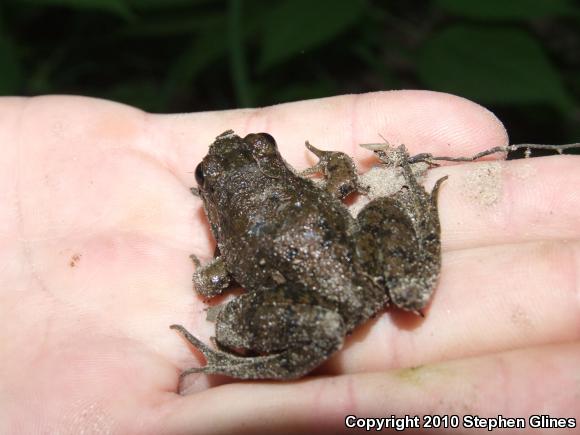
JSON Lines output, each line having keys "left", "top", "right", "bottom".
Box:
{"left": 194, "top": 162, "right": 205, "bottom": 186}
{"left": 259, "top": 133, "right": 276, "bottom": 145}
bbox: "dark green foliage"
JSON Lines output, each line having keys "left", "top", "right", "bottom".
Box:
{"left": 418, "top": 26, "right": 573, "bottom": 110}
{"left": 435, "top": 0, "right": 579, "bottom": 20}
{"left": 19, "top": 0, "right": 134, "bottom": 20}
{"left": 1, "top": 0, "right": 578, "bottom": 143}
{"left": 0, "top": 35, "right": 21, "bottom": 94}
{"left": 257, "top": 0, "right": 365, "bottom": 70}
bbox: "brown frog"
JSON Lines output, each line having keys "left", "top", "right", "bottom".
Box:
{"left": 171, "top": 130, "right": 447, "bottom": 380}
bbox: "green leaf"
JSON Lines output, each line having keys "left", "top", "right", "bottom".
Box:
{"left": 20, "top": 0, "right": 134, "bottom": 20}
{"left": 258, "top": 0, "right": 365, "bottom": 70}
{"left": 418, "top": 25, "right": 575, "bottom": 111}
{"left": 265, "top": 80, "right": 337, "bottom": 104}
{"left": 120, "top": 13, "right": 222, "bottom": 37}
{"left": 106, "top": 79, "right": 164, "bottom": 112}
{"left": 125, "top": 0, "right": 215, "bottom": 11}
{"left": 434, "top": 0, "right": 579, "bottom": 20}
{"left": 0, "top": 35, "right": 21, "bottom": 94}
{"left": 228, "top": 0, "right": 252, "bottom": 107}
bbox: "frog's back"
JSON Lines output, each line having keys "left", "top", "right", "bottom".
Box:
{"left": 217, "top": 170, "right": 357, "bottom": 299}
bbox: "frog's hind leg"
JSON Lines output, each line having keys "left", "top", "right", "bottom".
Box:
{"left": 354, "top": 145, "right": 447, "bottom": 313}
{"left": 171, "top": 291, "right": 345, "bottom": 380}
{"left": 354, "top": 196, "right": 424, "bottom": 308}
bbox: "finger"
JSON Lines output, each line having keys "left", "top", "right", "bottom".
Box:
{"left": 0, "top": 92, "right": 506, "bottom": 175}
{"left": 159, "top": 342, "right": 580, "bottom": 434}
{"left": 150, "top": 90, "right": 508, "bottom": 185}
{"left": 169, "top": 239, "right": 580, "bottom": 383}
{"left": 427, "top": 154, "right": 580, "bottom": 251}
{"left": 335, "top": 239, "right": 580, "bottom": 374}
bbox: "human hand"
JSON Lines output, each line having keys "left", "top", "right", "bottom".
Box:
{"left": 1, "top": 92, "right": 578, "bottom": 434}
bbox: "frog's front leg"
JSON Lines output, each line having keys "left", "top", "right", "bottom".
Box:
{"left": 191, "top": 254, "right": 234, "bottom": 298}
{"left": 171, "top": 291, "right": 345, "bottom": 380}
{"left": 301, "top": 141, "right": 366, "bottom": 199}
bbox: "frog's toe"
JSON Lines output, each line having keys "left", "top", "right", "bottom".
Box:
{"left": 171, "top": 324, "right": 244, "bottom": 374}
{"left": 170, "top": 324, "right": 215, "bottom": 356}
{"left": 189, "top": 254, "right": 201, "bottom": 267}
{"left": 178, "top": 366, "right": 205, "bottom": 380}
{"left": 304, "top": 140, "right": 327, "bottom": 157}
{"left": 179, "top": 363, "right": 245, "bottom": 379}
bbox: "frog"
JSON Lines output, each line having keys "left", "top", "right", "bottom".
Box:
{"left": 170, "top": 130, "right": 447, "bottom": 380}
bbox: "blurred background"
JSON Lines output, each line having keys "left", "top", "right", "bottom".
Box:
{"left": 1, "top": 0, "right": 579, "bottom": 148}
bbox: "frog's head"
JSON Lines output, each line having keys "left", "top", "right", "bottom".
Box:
{"left": 195, "top": 131, "right": 289, "bottom": 195}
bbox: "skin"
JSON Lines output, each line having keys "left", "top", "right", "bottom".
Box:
{"left": 0, "top": 91, "right": 578, "bottom": 434}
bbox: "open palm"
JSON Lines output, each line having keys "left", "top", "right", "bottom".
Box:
{"left": 1, "top": 92, "right": 578, "bottom": 434}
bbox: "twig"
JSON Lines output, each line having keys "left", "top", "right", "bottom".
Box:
{"left": 407, "top": 143, "right": 580, "bottom": 164}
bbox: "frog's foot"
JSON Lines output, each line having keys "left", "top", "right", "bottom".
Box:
{"left": 171, "top": 324, "right": 300, "bottom": 380}
{"left": 170, "top": 324, "right": 250, "bottom": 379}
{"left": 360, "top": 138, "right": 398, "bottom": 164}
{"left": 369, "top": 143, "right": 409, "bottom": 167}
{"left": 301, "top": 141, "right": 364, "bottom": 199}
{"left": 362, "top": 141, "right": 437, "bottom": 169}
{"left": 191, "top": 255, "right": 233, "bottom": 298}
